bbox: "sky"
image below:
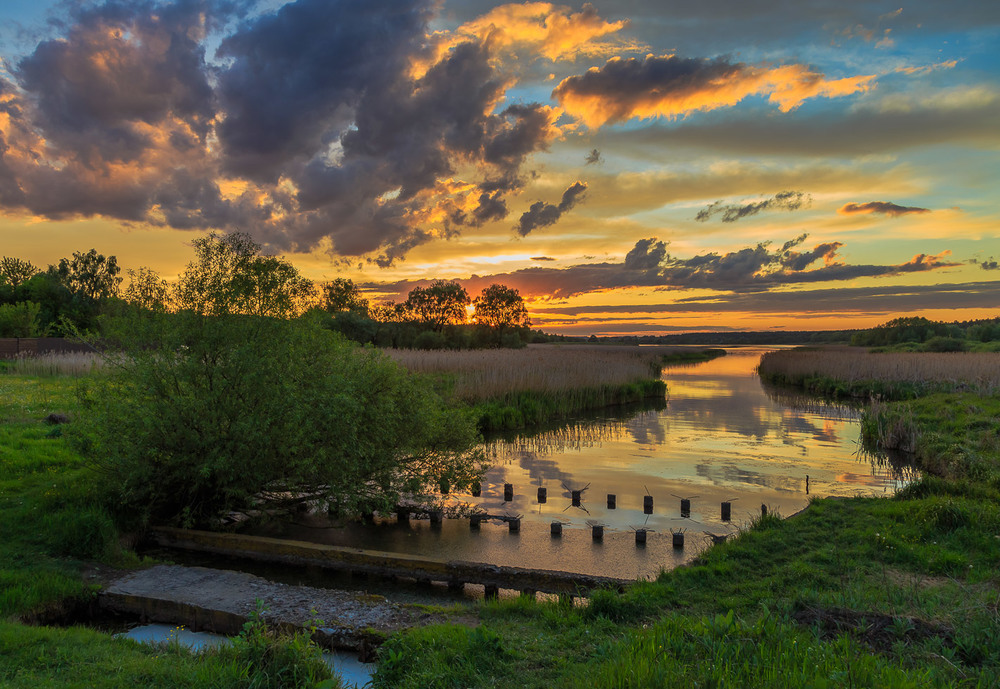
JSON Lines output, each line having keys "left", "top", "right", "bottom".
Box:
{"left": 0, "top": 0, "right": 998, "bottom": 335}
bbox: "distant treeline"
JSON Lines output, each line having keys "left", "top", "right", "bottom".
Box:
{"left": 848, "top": 316, "right": 1000, "bottom": 351}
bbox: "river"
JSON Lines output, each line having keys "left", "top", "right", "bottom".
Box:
{"left": 251, "top": 347, "right": 907, "bottom": 582}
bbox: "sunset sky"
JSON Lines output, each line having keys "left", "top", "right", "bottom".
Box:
{"left": 1, "top": 0, "right": 997, "bottom": 335}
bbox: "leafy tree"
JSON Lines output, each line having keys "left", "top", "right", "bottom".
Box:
{"left": 405, "top": 280, "right": 470, "bottom": 332}
{"left": 123, "top": 267, "right": 171, "bottom": 312}
{"left": 322, "top": 277, "right": 370, "bottom": 316}
{"left": 473, "top": 284, "right": 530, "bottom": 346}
{"left": 0, "top": 257, "right": 39, "bottom": 289}
{"left": 174, "top": 232, "right": 315, "bottom": 317}
{"left": 72, "top": 233, "right": 481, "bottom": 527}
{"left": 53, "top": 249, "right": 122, "bottom": 301}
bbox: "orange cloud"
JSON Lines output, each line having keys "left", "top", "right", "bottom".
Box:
{"left": 552, "top": 55, "right": 875, "bottom": 128}
{"left": 455, "top": 2, "right": 631, "bottom": 62}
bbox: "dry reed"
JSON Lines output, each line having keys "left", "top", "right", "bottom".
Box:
{"left": 386, "top": 344, "right": 670, "bottom": 402}
{"left": 1, "top": 352, "right": 103, "bottom": 377}
{"left": 757, "top": 349, "right": 1000, "bottom": 393}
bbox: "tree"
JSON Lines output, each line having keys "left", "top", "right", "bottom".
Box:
{"left": 321, "top": 278, "right": 370, "bottom": 316}
{"left": 473, "top": 284, "right": 530, "bottom": 346}
{"left": 0, "top": 257, "right": 39, "bottom": 289}
{"left": 53, "top": 249, "right": 122, "bottom": 301}
{"left": 0, "top": 301, "right": 43, "bottom": 337}
{"left": 174, "top": 232, "right": 315, "bottom": 318}
{"left": 123, "top": 267, "right": 171, "bottom": 312}
{"left": 404, "top": 280, "right": 470, "bottom": 332}
{"left": 72, "top": 233, "right": 481, "bottom": 528}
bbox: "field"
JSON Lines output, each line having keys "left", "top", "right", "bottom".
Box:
{"left": 757, "top": 348, "right": 1000, "bottom": 399}
{"left": 386, "top": 344, "right": 669, "bottom": 402}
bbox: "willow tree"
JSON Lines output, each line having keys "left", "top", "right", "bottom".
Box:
{"left": 73, "top": 233, "right": 482, "bottom": 527}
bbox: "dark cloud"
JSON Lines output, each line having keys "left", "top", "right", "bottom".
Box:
{"left": 971, "top": 257, "right": 999, "bottom": 271}
{"left": 696, "top": 190, "right": 810, "bottom": 223}
{"left": 839, "top": 201, "right": 931, "bottom": 217}
{"left": 551, "top": 53, "right": 871, "bottom": 128}
{"left": 364, "top": 235, "right": 959, "bottom": 299}
{"left": 531, "top": 256, "right": 557, "bottom": 262}
{"left": 0, "top": 0, "right": 559, "bottom": 265}
{"left": 585, "top": 149, "right": 602, "bottom": 165}
{"left": 515, "top": 181, "right": 587, "bottom": 236}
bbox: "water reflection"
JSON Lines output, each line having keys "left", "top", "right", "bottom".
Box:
{"left": 256, "top": 348, "right": 910, "bottom": 581}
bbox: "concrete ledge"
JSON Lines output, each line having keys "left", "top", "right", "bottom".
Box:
{"left": 152, "top": 526, "right": 630, "bottom": 595}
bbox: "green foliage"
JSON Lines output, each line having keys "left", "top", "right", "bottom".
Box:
{"left": 214, "top": 602, "right": 336, "bottom": 689}
{"left": 52, "top": 249, "right": 122, "bottom": 302}
{"left": 0, "top": 256, "right": 39, "bottom": 289}
{"left": 0, "top": 301, "right": 44, "bottom": 337}
{"left": 475, "top": 379, "right": 667, "bottom": 432}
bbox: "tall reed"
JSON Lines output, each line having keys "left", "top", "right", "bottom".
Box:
{"left": 386, "top": 344, "right": 668, "bottom": 402}
{"left": 757, "top": 349, "right": 1000, "bottom": 397}
{"left": 0, "top": 352, "right": 103, "bottom": 378}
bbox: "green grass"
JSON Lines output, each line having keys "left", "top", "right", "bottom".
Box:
{"left": 661, "top": 348, "right": 726, "bottom": 365}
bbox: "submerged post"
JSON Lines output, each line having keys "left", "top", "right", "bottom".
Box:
{"left": 508, "top": 517, "right": 521, "bottom": 533}
{"left": 680, "top": 498, "right": 691, "bottom": 517}
{"left": 550, "top": 520, "right": 562, "bottom": 536}
{"left": 503, "top": 483, "right": 513, "bottom": 502}
{"left": 607, "top": 494, "right": 617, "bottom": 509}
{"left": 643, "top": 495, "right": 654, "bottom": 514}
{"left": 571, "top": 490, "right": 582, "bottom": 507}
{"left": 635, "top": 528, "right": 647, "bottom": 545}
{"left": 537, "top": 487, "right": 547, "bottom": 504}
{"left": 470, "top": 514, "right": 482, "bottom": 530}
{"left": 672, "top": 531, "right": 684, "bottom": 549}
{"left": 592, "top": 524, "right": 604, "bottom": 541}
{"left": 721, "top": 501, "right": 732, "bottom": 521}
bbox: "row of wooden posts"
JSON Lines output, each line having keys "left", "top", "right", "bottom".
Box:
{"left": 396, "top": 481, "right": 774, "bottom": 550}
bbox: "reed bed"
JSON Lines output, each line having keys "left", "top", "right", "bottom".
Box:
{"left": 757, "top": 348, "right": 1000, "bottom": 397}
{"left": 0, "top": 352, "right": 103, "bottom": 378}
{"left": 386, "top": 344, "right": 669, "bottom": 403}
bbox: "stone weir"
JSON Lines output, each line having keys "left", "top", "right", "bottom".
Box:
{"left": 151, "top": 526, "right": 631, "bottom": 598}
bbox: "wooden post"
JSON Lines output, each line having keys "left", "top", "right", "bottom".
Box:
{"left": 643, "top": 495, "right": 653, "bottom": 514}
{"left": 680, "top": 498, "right": 691, "bottom": 516}
{"left": 721, "top": 501, "right": 732, "bottom": 521}
{"left": 592, "top": 524, "right": 604, "bottom": 541}
{"left": 550, "top": 520, "right": 562, "bottom": 536}
{"left": 761, "top": 504, "right": 768, "bottom": 517}
{"left": 508, "top": 517, "right": 521, "bottom": 533}
{"left": 429, "top": 509, "right": 443, "bottom": 525}
{"left": 503, "top": 483, "right": 513, "bottom": 502}
{"left": 635, "top": 529, "right": 647, "bottom": 545}
{"left": 470, "top": 514, "right": 482, "bottom": 530}
{"left": 607, "top": 494, "right": 617, "bottom": 509}
{"left": 537, "top": 487, "right": 547, "bottom": 503}
{"left": 672, "top": 531, "right": 684, "bottom": 549}
{"left": 571, "top": 490, "right": 581, "bottom": 507}
{"left": 806, "top": 475, "right": 810, "bottom": 494}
